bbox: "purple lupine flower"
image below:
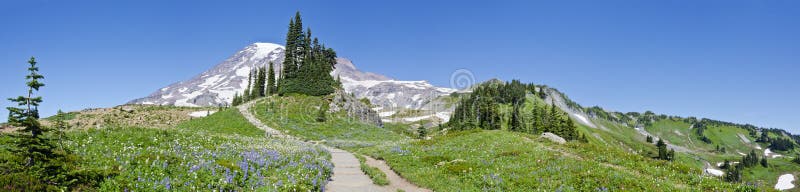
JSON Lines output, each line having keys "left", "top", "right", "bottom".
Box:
{"left": 190, "top": 165, "right": 201, "bottom": 173}
{"left": 225, "top": 169, "right": 233, "bottom": 183}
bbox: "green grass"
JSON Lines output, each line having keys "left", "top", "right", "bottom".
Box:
{"left": 57, "top": 108, "right": 332, "bottom": 191}
{"left": 176, "top": 108, "right": 264, "bottom": 137}
{"left": 251, "top": 95, "right": 408, "bottom": 150}
{"left": 705, "top": 124, "right": 757, "bottom": 155}
{"left": 355, "top": 154, "right": 390, "bottom": 186}
{"left": 740, "top": 157, "right": 800, "bottom": 188}
{"left": 243, "top": 94, "right": 788, "bottom": 191}
{"left": 384, "top": 122, "right": 418, "bottom": 138}
{"left": 359, "top": 129, "right": 769, "bottom": 191}
{"left": 646, "top": 119, "right": 695, "bottom": 148}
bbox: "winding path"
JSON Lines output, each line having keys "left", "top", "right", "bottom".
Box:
{"left": 237, "top": 100, "right": 429, "bottom": 192}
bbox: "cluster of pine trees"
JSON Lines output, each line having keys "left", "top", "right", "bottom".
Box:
{"left": 654, "top": 139, "right": 676, "bottom": 161}
{"left": 767, "top": 137, "right": 795, "bottom": 151}
{"left": 723, "top": 150, "right": 767, "bottom": 182}
{"left": 756, "top": 129, "right": 796, "bottom": 151}
{"left": 232, "top": 62, "right": 278, "bottom": 106}
{"left": 755, "top": 130, "right": 796, "bottom": 151}
{"left": 277, "top": 12, "right": 338, "bottom": 96}
{"left": 694, "top": 122, "right": 712, "bottom": 144}
{"left": 449, "top": 80, "right": 585, "bottom": 141}
{"left": 2, "top": 57, "right": 107, "bottom": 190}
{"left": 233, "top": 12, "right": 341, "bottom": 106}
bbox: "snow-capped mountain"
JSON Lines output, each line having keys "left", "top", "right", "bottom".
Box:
{"left": 129, "top": 43, "right": 285, "bottom": 107}
{"left": 332, "top": 58, "right": 455, "bottom": 111}
{"left": 129, "top": 43, "right": 455, "bottom": 117}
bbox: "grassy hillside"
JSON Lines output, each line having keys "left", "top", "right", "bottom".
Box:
{"left": 3, "top": 108, "right": 333, "bottom": 191}
{"left": 641, "top": 118, "right": 800, "bottom": 188}
{"left": 250, "top": 95, "right": 408, "bottom": 149}
{"left": 360, "top": 130, "right": 762, "bottom": 191}
{"left": 246, "top": 94, "right": 778, "bottom": 191}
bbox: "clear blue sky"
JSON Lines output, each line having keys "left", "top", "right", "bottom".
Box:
{"left": 1, "top": 0, "right": 798, "bottom": 133}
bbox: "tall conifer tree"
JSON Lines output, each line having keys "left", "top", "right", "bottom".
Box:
{"left": 267, "top": 62, "right": 276, "bottom": 95}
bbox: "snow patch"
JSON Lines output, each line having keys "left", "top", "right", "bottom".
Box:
{"left": 188, "top": 110, "right": 216, "bottom": 118}
{"left": 737, "top": 133, "right": 751, "bottom": 144}
{"left": 775, "top": 174, "right": 795, "bottom": 190}
{"left": 571, "top": 113, "right": 593, "bottom": 127}
{"left": 412, "top": 94, "right": 422, "bottom": 101}
{"left": 435, "top": 112, "right": 451, "bottom": 121}
{"left": 161, "top": 93, "right": 175, "bottom": 99}
{"left": 174, "top": 91, "right": 204, "bottom": 107}
{"left": 379, "top": 111, "right": 396, "bottom": 117}
{"left": 705, "top": 168, "right": 724, "bottom": 177}
{"left": 765, "top": 149, "right": 784, "bottom": 158}
{"left": 235, "top": 66, "right": 252, "bottom": 77}
{"left": 200, "top": 75, "right": 223, "bottom": 88}
{"left": 251, "top": 43, "right": 283, "bottom": 61}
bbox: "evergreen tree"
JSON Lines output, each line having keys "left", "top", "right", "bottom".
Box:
{"left": 278, "top": 12, "right": 337, "bottom": 96}
{"left": 646, "top": 135, "right": 653, "bottom": 143}
{"left": 509, "top": 102, "right": 521, "bottom": 131}
{"left": 720, "top": 160, "right": 730, "bottom": 169}
{"left": 4, "top": 57, "right": 97, "bottom": 190}
{"left": 656, "top": 139, "right": 668, "bottom": 160}
{"left": 232, "top": 92, "right": 241, "bottom": 106}
{"left": 255, "top": 66, "right": 267, "bottom": 97}
{"left": 53, "top": 110, "right": 68, "bottom": 151}
{"left": 417, "top": 123, "right": 427, "bottom": 139}
{"left": 243, "top": 69, "right": 253, "bottom": 101}
{"left": 266, "top": 62, "right": 276, "bottom": 95}
{"left": 724, "top": 165, "right": 741, "bottom": 182}
{"left": 756, "top": 131, "right": 769, "bottom": 143}
{"left": 7, "top": 57, "right": 49, "bottom": 166}
{"left": 760, "top": 156, "right": 768, "bottom": 167}
{"left": 668, "top": 149, "right": 675, "bottom": 161}
{"left": 530, "top": 101, "right": 542, "bottom": 134}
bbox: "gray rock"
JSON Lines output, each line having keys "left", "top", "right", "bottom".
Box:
{"left": 329, "top": 90, "right": 383, "bottom": 127}
{"left": 540, "top": 132, "right": 567, "bottom": 144}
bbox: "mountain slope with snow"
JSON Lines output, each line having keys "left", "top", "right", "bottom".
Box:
{"left": 129, "top": 43, "right": 285, "bottom": 107}
{"left": 129, "top": 42, "right": 455, "bottom": 117}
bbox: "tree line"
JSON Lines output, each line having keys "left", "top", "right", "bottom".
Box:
{"left": 233, "top": 12, "right": 340, "bottom": 106}
{"left": 448, "top": 80, "right": 586, "bottom": 141}
{"left": 232, "top": 61, "right": 278, "bottom": 106}
{"left": 722, "top": 150, "right": 768, "bottom": 183}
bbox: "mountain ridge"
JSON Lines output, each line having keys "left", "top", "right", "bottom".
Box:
{"left": 129, "top": 42, "right": 455, "bottom": 116}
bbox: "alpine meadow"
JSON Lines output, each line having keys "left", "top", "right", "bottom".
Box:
{"left": 2, "top": 1, "right": 799, "bottom": 192}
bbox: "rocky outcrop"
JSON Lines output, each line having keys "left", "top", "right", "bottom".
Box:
{"left": 329, "top": 90, "right": 383, "bottom": 127}
{"left": 540, "top": 132, "right": 567, "bottom": 144}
